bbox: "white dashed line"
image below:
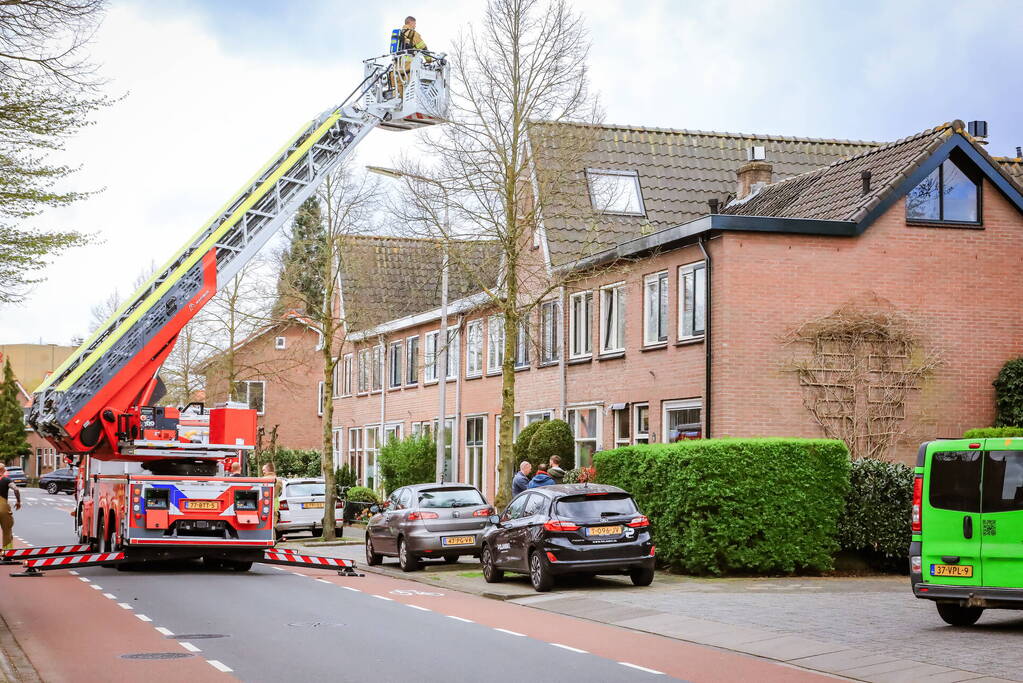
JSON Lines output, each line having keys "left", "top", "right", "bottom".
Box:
{"left": 117, "top": 602, "right": 133, "bottom": 610}
{"left": 155, "top": 627, "right": 174, "bottom": 637}
{"left": 343, "top": 586, "right": 360, "bottom": 592}
{"left": 78, "top": 577, "right": 90, "bottom": 583}
{"left": 406, "top": 604, "right": 430, "bottom": 612}
{"left": 102, "top": 593, "right": 116, "bottom": 600}
{"left": 89, "top": 585, "right": 102, "bottom": 590}
{"left": 315, "top": 578, "right": 331, "bottom": 584}
{"left": 207, "top": 660, "right": 233, "bottom": 673}
{"left": 619, "top": 662, "right": 664, "bottom": 675}
{"left": 494, "top": 628, "right": 526, "bottom": 637}
{"left": 68, "top": 570, "right": 78, "bottom": 575}
{"left": 271, "top": 566, "right": 285, "bottom": 571}
{"left": 551, "top": 643, "right": 587, "bottom": 654}
{"left": 179, "top": 642, "right": 201, "bottom": 653}
{"left": 371, "top": 595, "right": 393, "bottom": 601}
{"left": 135, "top": 614, "right": 152, "bottom": 622}
{"left": 447, "top": 615, "right": 473, "bottom": 623}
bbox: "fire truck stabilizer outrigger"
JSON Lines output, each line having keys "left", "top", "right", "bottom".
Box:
{"left": 11, "top": 50, "right": 449, "bottom": 577}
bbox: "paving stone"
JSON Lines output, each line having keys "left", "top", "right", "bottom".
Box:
{"left": 687, "top": 626, "right": 786, "bottom": 649}
{"left": 841, "top": 659, "right": 932, "bottom": 677}
{"left": 863, "top": 663, "right": 955, "bottom": 682}
{"left": 790, "top": 648, "right": 900, "bottom": 673}
{"left": 920, "top": 671, "right": 987, "bottom": 683}
{"left": 733, "top": 635, "right": 845, "bottom": 661}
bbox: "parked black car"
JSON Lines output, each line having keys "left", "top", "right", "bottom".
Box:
{"left": 481, "top": 484, "right": 655, "bottom": 592}
{"left": 39, "top": 467, "right": 76, "bottom": 495}
{"left": 4, "top": 466, "right": 28, "bottom": 487}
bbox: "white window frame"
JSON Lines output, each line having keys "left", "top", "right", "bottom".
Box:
{"left": 388, "top": 340, "right": 404, "bottom": 389}
{"left": 569, "top": 291, "right": 593, "bottom": 359}
{"left": 357, "top": 348, "right": 370, "bottom": 394}
{"left": 613, "top": 405, "right": 631, "bottom": 447}
{"left": 371, "top": 344, "right": 384, "bottom": 393}
{"left": 465, "top": 415, "right": 486, "bottom": 491}
{"left": 600, "top": 282, "right": 626, "bottom": 354}
{"left": 524, "top": 410, "right": 552, "bottom": 425}
{"left": 317, "top": 380, "right": 324, "bottom": 416}
{"left": 643, "top": 271, "right": 669, "bottom": 346}
{"left": 332, "top": 428, "right": 344, "bottom": 469}
{"left": 424, "top": 330, "right": 439, "bottom": 383}
{"left": 384, "top": 422, "right": 403, "bottom": 444}
{"left": 465, "top": 319, "right": 484, "bottom": 378}
{"left": 567, "top": 405, "right": 601, "bottom": 467}
{"left": 341, "top": 353, "right": 353, "bottom": 397}
{"left": 634, "top": 402, "right": 650, "bottom": 444}
{"left": 487, "top": 315, "right": 505, "bottom": 374}
{"left": 406, "top": 335, "right": 419, "bottom": 385}
{"left": 331, "top": 357, "right": 340, "bottom": 398}
{"left": 364, "top": 424, "right": 382, "bottom": 491}
{"left": 232, "top": 380, "right": 266, "bottom": 416}
{"left": 514, "top": 314, "right": 530, "bottom": 369}
{"left": 347, "top": 427, "right": 363, "bottom": 484}
{"left": 539, "top": 299, "right": 561, "bottom": 365}
{"left": 274, "top": 336, "right": 286, "bottom": 349}
{"left": 445, "top": 325, "right": 459, "bottom": 381}
{"left": 678, "top": 261, "right": 707, "bottom": 340}
{"left": 586, "top": 168, "right": 646, "bottom": 216}
{"left": 494, "top": 413, "right": 522, "bottom": 491}
{"left": 663, "top": 399, "right": 703, "bottom": 443}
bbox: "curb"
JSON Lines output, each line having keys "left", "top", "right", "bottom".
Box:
{"left": 0, "top": 611, "right": 41, "bottom": 683}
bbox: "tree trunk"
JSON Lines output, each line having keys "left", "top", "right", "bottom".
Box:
{"left": 321, "top": 340, "right": 338, "bottom": 540}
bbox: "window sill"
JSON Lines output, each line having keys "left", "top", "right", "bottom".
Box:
{"left": 465, "top": 373, "right": 483, "bottom": 381}
{"left": 906, "top": 219, "right": 983, "bottom": 229}
{"left": 404, "top": 382, "right": 418, "bottom": 389}
{"left": 641, "top": 343, "right": 668, "bottom": 352}
{"left": 423, "top": 380, "right": 438, "bottom": 386}
{"left": 538, "top": 360, "right": 561, "bottom": 368}
{"left": 485, "top": 369, "right": 502, "bottom": 377}
{"left": 387, "top": 386, "right": 402, "bottom": 392}
{"left": 597, "top": 351, "right": 625, "bottom": 361}
{"left": 675, "top": 337, "right": 705, "bottom": 347}
{"left": 514, "top": 365, "right": 531, "bottom": 373}
{"left": 567, "top": 356, "right": 592, "bottom": 365}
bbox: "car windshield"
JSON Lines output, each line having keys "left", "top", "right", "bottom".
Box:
{"left": 7, "top": 468, "right": 24, "bottom": 474}
{"left": 418, "top": 488, "right": 485, "bottom": 508}
{"left": 555, "top": 493, "right": 637, "bottom": 519}
{"left": 285, "top": 483, "right": 324, "bottom": 498}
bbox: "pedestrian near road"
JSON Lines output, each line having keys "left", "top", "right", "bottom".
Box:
{"left": 548, "top": 455, "right": 566, "bottom": 484}
{"left": 0, "top": 464, "right": 22, "bottom": 550}
{"left": 228, "top": 461, "right": 243, "bottom": 477}
{"left": 512, "top": 461, "right": 532, "bottom": 496}
{"left": 527, "top": 465, "right": 556, "bottom": 489}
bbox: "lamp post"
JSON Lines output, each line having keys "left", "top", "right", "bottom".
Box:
{"left": 366, "top": 165, "right": 450, "bottom": 483}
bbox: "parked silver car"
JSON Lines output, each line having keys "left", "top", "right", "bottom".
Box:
{"left": 364, "top": 483, "right": 493, "bottom": 571}
{"left": 277, "top": 478, "right": 343, "bottom": 538}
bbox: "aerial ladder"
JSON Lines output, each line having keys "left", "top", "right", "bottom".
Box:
{"left": 13, "top": 51, "right": 449, "bottom": 575}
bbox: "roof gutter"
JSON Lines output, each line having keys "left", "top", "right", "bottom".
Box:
{"left": 347, "top": 291, "right": 492, "bottom": 342}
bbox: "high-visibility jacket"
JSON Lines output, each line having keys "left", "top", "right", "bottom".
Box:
{"left": 399, "top": 27, "right": 427, "bottom": 52}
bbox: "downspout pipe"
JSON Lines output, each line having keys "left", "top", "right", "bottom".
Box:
{"left": 697, "top": 236, "right": 712, "bottom": 439}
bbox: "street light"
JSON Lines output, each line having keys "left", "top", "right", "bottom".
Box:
{"left": 367, "top": 165, "right": 450, "bottom": 484}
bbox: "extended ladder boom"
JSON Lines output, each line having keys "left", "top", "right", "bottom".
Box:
{"left": 30, "top": 52, "right": 448, "bottom": 458}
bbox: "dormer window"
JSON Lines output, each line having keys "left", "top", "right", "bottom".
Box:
{"left": 906, "top": 157, "right": 979, "bottom": 224}
{"left": 587, "top": 169, "right": 645, "bottom": 216}
{"left": 275, "top": 336, "right": 286, "bottom": 349}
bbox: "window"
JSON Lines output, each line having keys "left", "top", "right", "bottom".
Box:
{"left": 357, "top": 348, "right": 371, "bottom": 393}
{"left": 465, "top": 416, "right": 485, "bottom": 490}
{"left": 502, "top": 493, "right": 529, "bottom": 521}
{"left": 406, "top": 336, "right": 419, "bottom": 385}
{"left": 678, "top": 262, "right": 706, "bottom": 339}
{"left": 495, "top": 414, "right": 521, "bottom": 490}
{"left": 317, "top": 381, "right": 324, "bottom": 416}
{"left": 466, "top": 320, "right": 484, "bottom": 378}
{"left": 600, "top": 283, "right": 626, "bottom": 354}
{"left": 983, "top": 451, "right": 1023, "bottom": 513}
{"left": 384, "top": 422, "right": 403, "bottom": 444}
{"left": 433, "top": 417, "right": 455, "bottom": 482}
{"left": 514, "top": 314, "right": 531, "bottom": 368}
{"left": 525, "top": 410, "right": 552, "bottom": 425}
{"left": 644, "top": 271, "right": 669, "bottom": 345}
{"left": 613, "top": 406, "right": 630, "bottom": 447}
{"left": 332, "top": 428, "right": 343, "bottom": 469}
{"left": 539, "top": 299, "right": 561, "bottom": 364}
{"left": 365, "top": 425, "right": 380, "bottom": 491}
{"left": 347, "top": 427, "right": 363, "bottom": 483}
{"left": 445, "top": 326, "right": 459, "bottom": 381}
{"left": 331, "top": 358, "right": 339, "bottom": 398}
{"left": 487, "top": 316, "right": 505, "bottom": 374}
{"left": 567, "top": 407, "right": 600, "bottom": 467}
{"left": 929, "top": 451, "right": 981, "bottom": 512}
{"left": 663, "top": 399, "right": 702, "bottom": 442}
{"left": 231, "top": 380, "right": 265, "bottom": 415}
{"left": 371, "top": 345, "right": 384, "bottom": 392}
{"left": 342, "top": 354, "right": 353, "bottom": 396}
{"left": 522, "top": 493, "right": 546, "bottom": 517}
{"left": 389, "top": 341, "right": 404, "bottom": 388}
{"left": 586, "top": 169, "right": 645, "bottom": 216}
{"left": 424, "top": 331, "right": 439, "bottom": 382}
{"left": 634, "top": 403, "right": 649, "bottom": 444}
{"left": 274, "top": 336, "right": 286, "bottom": 349}
{"left": 906, "top": 158, "right": 979, "bottom": 223}
{"left": 569, "top": 291, "right": 593, "bottom": 358}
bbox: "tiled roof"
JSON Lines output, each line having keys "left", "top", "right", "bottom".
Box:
{"left": 339, "top": 235, "right": 502, "bottom": 331}
{"left": 530, "top": 121, "right": 879, "bottom": 265}
{"left": 996, "top": 156, "right": 1023, "bottom": 188}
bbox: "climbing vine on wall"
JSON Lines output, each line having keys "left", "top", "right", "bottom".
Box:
{"left": 787, "top": 296, "right": 941, "bottom": 460}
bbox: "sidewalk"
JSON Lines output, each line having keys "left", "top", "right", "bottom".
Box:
{"left": 0, "top": 610, "right": 41, "bottom": 683}
{"left": 282, "top": 531, "right": 1020, "bottom": 683}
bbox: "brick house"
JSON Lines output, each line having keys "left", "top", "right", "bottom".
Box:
{"left": 328, "top": 119, "right": 1023, "bottom": 501}
{"left": 202, "top": 311, "right": 325, "bottom": 451}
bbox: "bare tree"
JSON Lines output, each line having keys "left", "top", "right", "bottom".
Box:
{"left": 392, "top": 0, "right": 604, "bottom": 506}
{"left": 160, "top": 317, "right": 209, "bottom": 407}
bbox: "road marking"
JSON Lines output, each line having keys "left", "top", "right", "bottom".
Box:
{"left": 102, "top": 593, "right": 116, "bottom": 600}
{"left": 135, "top": 614, "right": 152, "bottom": 622}
{"left": 371, "top": 595, "right": 393, "bottom": 601}
{"left": 155, "top": 627, "right": 174, "bottom": 637}
{"left": 89, "top": 585, "right": 102, "bottom": 590}
{"left": 117, "top": 603, "right": 133, "bottom": 610}
{"left": 619, "top": 662, "right": 664, "bottom": 675}
{"left": 78, "top": 577, "right": 91, "bottom": 583}
{"left": 179, "top": 642, "right": 201, "bottom": 653}
{"left": 551, "top": 643, "right": 587, "bottom": 654}
{"left": 494, "top": 628, "right": 526, "bottom": 637}
{"left": 207, "top": 660, "right": 233, "bottom": 673}
{"left": 447, "top": 615, "right": 473, "bottom": 623}
{"left": 69, "top": 570, "right": 78, "bottom": 575}
{"left": 315, "top": 578, "right": 331, "bottom": 584}
{"left": 343, "top": 586, "right": 360, "bottom": 592}
{"left": 406, "top": 604, "right": 430, "bottom": 612}
{"left": 271, "top": 566, "right": 285, "bottom": 571}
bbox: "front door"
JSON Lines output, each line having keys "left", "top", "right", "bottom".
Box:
{"left": 980, "top": 447, "right": 1023, "bottom": 588}
{"left": 493, "top": 493, "right": 529, "bottom": 567}
{"left": 922, "top": 446, "right": 983, "bottom": 586}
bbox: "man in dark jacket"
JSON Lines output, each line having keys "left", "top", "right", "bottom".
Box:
{"left": 511, "top": 461, "right": 532, "bottom": 496}
{"left": 548, "top": 455, "right": 566, "bottom": 484}
{"left": 527, "top": 466, "right": 556, "bottom": 489}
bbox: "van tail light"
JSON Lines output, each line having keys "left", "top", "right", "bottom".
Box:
{"left": 473, "top": 507, "right": 494, "bottom": 517}
{"left": 911, "top": 475, "right": 923, "bottom": 533}
{"left": 279, "top": 500, "right": 289, "bottom": 511}
{"left": 408, "top": 511, "right": 439, "bottom": 521}
{"left": 543, "top": 520, "right": 580, "bottom": 532}
{"left": 628, "top": 516, "right": 650, "bottom": 528}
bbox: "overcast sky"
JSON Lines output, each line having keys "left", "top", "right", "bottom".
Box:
{"left": 3, "top": 0, "right": 1021, "bottom": 345}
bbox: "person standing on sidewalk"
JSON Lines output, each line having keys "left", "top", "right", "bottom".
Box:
{"left": 512, "top": 461, "right": 532, "bottom": 496}
{"left": 0, "top": 464, "right": 22, "bottom": 550}
{"left": 548, "top": 455, "right": 566, "bottom": 484}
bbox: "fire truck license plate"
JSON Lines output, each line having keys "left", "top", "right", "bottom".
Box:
{"left": 183, "top": 500, "right": 220, "bottom": 511}
{"left": 931, "top": 564, "right": 973, "bottom": 578}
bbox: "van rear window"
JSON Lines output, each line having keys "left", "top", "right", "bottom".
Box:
{"left": 929, "top": 450, "right": 981, "bottom": 512}
{"left": 555, "top": 493, "right": 637, "bottom": 519}
{"left": 984, "top": 451, "right": 1023, "bottom": 513}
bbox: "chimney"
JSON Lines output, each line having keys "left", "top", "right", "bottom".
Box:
{"left": 707, "top": 197, "right": 720, "bottom": 214}
{"left": 736, "top": 160, "right": 772, "bottom": 200}
{"left": 861, "top": 170, "right": 872, "bottom": 196}
{"left": 1016, "top": 146, "right": 1022, "bottom": 159}
{"left": 968, "top": 120, "right": 988, "bottom": 145}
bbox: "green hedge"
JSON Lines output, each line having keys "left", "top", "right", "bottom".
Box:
{"left": 378, "top": 435, "right": 436, "bottom": 494}
{"left": 963, "top": 426, "right": 1023, "bottom": 438}
{"left": 265, "top": 449, "right": 321, "bottom": 478}
{"left": 993, "top": 357, "right": 1023, "bottom": 427}
{"left": 528, "top": 419, "right": 574, "bottom": 471}
{"left": 837, "top": 458, "right": 913, "bottom": 570}
{"left": 594, "top": 438, "right": 850, "bottom": 575}
{"left": 345, "top": 486, "right": 381, "bottom": 503}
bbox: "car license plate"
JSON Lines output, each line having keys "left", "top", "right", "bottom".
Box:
{"left": 586, "top": 525, "right": 623, "bottom": 537}
{"left": 183, "top": 500, "right": 219, "bottom": 511}
{"left": 931, "top": 564, "right": 973, "bottom": 578}
{"left": 303, "top": 502, "right": 325, "bottom": 509}
{"left": 441, "top": 535, "right": 475, "bottom": 546}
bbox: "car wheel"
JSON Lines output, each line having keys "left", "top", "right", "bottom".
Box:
{"left": 529, "top": 551, "right": 554, "bottom": 592}
{"left": 398, "top": 538, "right": 420, "bottom": 572}
{"left": 936, "top": 603, "right": 984, "bottom": 626}
{"left": 46, "top": 482, "right": 59, "bottom": 495}
{"left": 629, "top": 566, "right": 655, "bottom": 587}
{"left": 365, "top": 534, "right": 382, "bottom": 566}
{"left": 481, "top": 545, "right": 504, "bottom": 583}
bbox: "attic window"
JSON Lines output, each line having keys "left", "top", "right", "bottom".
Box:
{"left": 906, "top": 158, "right": 979, "bottom": 224}
{"left": 275, "top": 336, "right": 286, "bottom": 349}
{"left": 586, "top": 169, "right": 645, "bottom": 216}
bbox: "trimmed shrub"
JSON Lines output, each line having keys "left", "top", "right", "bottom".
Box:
{"left": 273, "top": 449, "right": 321, "bottom": 478}
{"left": 993, "top": 357, "right": 1023, "bottom": 426}
{"left": 837, "top": 458, "right": 913, "bottom": 570}
{"left": 378, "top": 435, "right": 436, "bottom": 494}
{"left": 345, "top": 486, "right": 381, "bottom": 503}
{"left": 528, "top": 419, "right": 575, "bottom": 471}
{"left": 963, "top": 426, "right": 1023, "bottom": 438}
{"left": 335, "top": 464, "right": 358, "bottom": 489}
{"left": 513, "top": 421, "right": 545, "bottom": 465}
{"left": 594, "top": 438, "right": 850, "bottom": 575}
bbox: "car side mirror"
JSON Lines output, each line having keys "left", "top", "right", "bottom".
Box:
{"left": 488, "top": 514, "right": 501, "bottom": 526}
{"left": 369, "top": 504, "right": 380, "bottom": 514}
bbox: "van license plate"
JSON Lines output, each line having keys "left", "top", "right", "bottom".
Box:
{"left": 442, "top": 536, "right": 475, "bottom": 546}
{"left": 587, "top": 525, "right": 623, "bottom": 537}
{"left": 931, "top": 564, "right": 973, "bottom": 578}
{"left": 183, "top": 500, "right": 219, "bottom": 511}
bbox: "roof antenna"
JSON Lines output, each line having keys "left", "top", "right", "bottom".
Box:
{"left": 861, "top": 170, "right": 872, "bottom": 196}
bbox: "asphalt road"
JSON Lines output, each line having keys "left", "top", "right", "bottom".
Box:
{"left": 2, "top": 489, "right": 834, "bottom": 683}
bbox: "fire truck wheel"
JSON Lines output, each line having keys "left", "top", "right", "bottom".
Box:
{"left": 203, "top": 556, "right": 225, "bottom": 570}
{"left": 228, "top": 561, "right": 252, "bottom": 572}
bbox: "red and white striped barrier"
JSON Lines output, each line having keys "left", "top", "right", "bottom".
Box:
{"left": 2, "top": 544, "right": 91, "bottom": 560}
{"left": 10, "top": 552, "right": 125, "bottom": 577}
{"left": 260, "top": 550, "right": 361, "bottom": 576}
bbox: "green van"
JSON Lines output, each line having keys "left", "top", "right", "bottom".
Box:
{"left": 912, "top": 439, "right": 1023, "bottom": 625}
